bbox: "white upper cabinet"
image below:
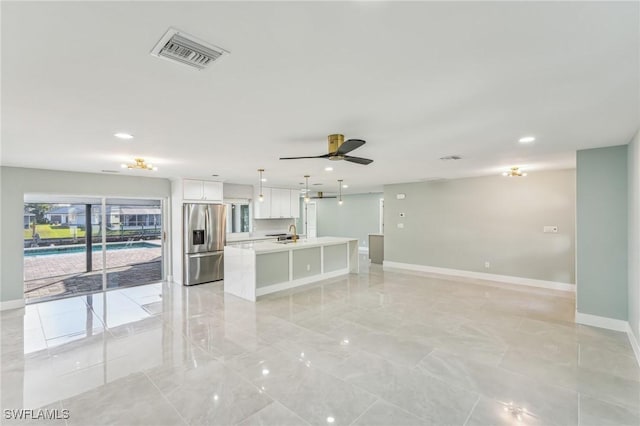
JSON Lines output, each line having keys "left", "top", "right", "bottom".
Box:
{"left": 271, "top": 188, "right": 291, "bottom": 218}
{"left": 202, "top": 181, "right": 223, "bottom": 201}
{"left": 253, "top": 187, "right": 299, "bottom": 219}
{"left": 182, "top": 179, "right": 223, "bottom": 202}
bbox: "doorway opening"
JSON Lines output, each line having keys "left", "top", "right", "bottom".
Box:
{"left": 23, "top": 195, "right": 164, "bottom": 303}
{"left": 304, "top": 201, "right": 317, "bottom": 238}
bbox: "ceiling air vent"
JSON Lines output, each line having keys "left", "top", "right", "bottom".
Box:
{"left": 150, "top": 28, "right": 228, "bottom": 70}
{"left": 439, "top": 155, "right": 462, "bottom": 161}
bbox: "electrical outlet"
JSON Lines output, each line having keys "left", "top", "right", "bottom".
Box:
{"left": 397, "top": 223, "right": 404, "bottom": 229}
{"left": 484, "top": 261, "right": 490, "bottom": 269}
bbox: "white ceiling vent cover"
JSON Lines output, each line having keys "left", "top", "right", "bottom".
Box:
{"left": 150, "top": 28, "right": 228, "bottom": 70}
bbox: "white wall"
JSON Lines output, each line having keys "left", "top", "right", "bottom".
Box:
{"left": 223, "top": 183, "right": 253, "bottom": 200}
{"left": 629, "top": 131, "right": 640, "bottom": 347}
{"left": 0, "top": 167, "right": 171, "bottom": 306}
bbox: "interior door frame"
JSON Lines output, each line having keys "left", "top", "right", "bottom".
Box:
{"left": 304, "top": 201, "right": 317, "bottom": 238}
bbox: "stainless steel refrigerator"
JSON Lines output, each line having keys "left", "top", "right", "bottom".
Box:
{"left": 183, "top": 203, "right": 226, "bottom": 286}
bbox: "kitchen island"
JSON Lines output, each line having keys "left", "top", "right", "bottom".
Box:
{"left": 224, "top": 237, "right": 359, "bottom": 301}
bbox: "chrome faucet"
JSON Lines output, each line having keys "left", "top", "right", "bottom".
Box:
{"left": 288, "top": 224, "right": 298, "bottom": 242}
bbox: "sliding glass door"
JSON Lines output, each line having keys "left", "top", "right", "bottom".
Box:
{"left": 23, "top": 195, "right": 164, "bottom": 303}
{"left": 104, "top": 199, "right": 163, "bottom": 290}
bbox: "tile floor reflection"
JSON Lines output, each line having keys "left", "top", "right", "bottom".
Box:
{"left": 1, "top": 258, "right": 639, "bottom": 425}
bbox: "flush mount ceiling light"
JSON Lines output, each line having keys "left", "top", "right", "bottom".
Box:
{"left": 502, "top": 166, "right": 527, "bottom": 177}
{"left": 338, "top": 180, "right": 344, "bottom": 205}
{"left": 114, "top": 133, "right": 134, "bottom": 140}
{"left": 120, "top": 158, "right": 157, "bottom": 171}
{"left": 258, "top": 169, "right": 265, "bottom": 202}
{"left": 518, "top": 136, "right": 536, "bottom": 143}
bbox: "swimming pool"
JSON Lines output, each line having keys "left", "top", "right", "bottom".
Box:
{"left": 24, "top": 241, "right": 160, "bottom": 257}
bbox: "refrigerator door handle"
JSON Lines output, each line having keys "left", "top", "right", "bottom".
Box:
{"left": 205, "top": 204, "right": 210, "bottom": 239}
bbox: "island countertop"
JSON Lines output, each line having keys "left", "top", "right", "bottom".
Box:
{"left": 228, "top": 236, "right": 357, "bottom": 253}
{"left": 224, "top": 236, "right": 359, "bottom": 301}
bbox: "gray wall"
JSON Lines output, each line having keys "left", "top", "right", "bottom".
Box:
{"left": 576, "top": 146, "right": 628, "bottom": 320}
{"left": 307, "top": 193, "right": 383, "bottom": 249}
{"left": 384, "top": 169, "right": 576, "bottom": 283}
{"left": 0, "top": 167, "right": 171, "bottom": 303}
{"left": 628, "top": 133, "right": 640, "bottom": 338}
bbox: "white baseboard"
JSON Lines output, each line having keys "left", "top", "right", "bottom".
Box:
{"left": 574, "top": 314, "right": 640, "bottom": 368}
{"left": 575, "top": 312, "right": 629, "bottom": 332}
{"left": 626, "top": 324, "right": 640, "bottom": 367}
{"left": 1, "top": 299, "right": 25, "bottom": 311}
{"left": 383, "top": 261, "right": 575, "bottom": 292}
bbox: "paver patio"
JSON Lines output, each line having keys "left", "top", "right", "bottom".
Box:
{"left": 24, "top": 246, "right": 162, "bottom": 303}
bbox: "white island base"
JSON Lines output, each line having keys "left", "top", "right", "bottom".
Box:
{"left": 224, "top": 237, "right": 359, "bottom": 301}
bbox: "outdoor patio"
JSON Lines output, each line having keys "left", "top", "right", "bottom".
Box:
{"left": 24, "top": 245, "right": 162, "bottom": 303}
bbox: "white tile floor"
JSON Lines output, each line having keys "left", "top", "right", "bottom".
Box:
{"left": 1, "top": 259, "right": 639, "bottom": 425}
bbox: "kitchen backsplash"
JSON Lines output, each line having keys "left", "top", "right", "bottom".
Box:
{"left": 253, "top": 218, "right": 296, "bottom": 234}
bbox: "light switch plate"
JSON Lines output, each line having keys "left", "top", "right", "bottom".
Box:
{"left": 396, "top": 193, "right": 406, "bottom": 200}
{"left": 397, "top": 223, "right": 404, "bottom": 229}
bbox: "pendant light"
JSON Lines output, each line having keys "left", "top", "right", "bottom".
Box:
{"left": 338, "top": 179, "right": 343, "bottom": 205}
{"left": 304, "top": 175, "right": 310, "bottom": 203}
{"left": 258, "top": 169, "right": 265, "bottom": 202}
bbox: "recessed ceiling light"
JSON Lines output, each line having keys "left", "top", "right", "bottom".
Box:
{"left": 342, "top": 184, "right": 349, "bottom": 188}
{"left": 114, "top": 133, "right": 134, "bottom": 140}
{"left": 324, "top": 166, "right": 333, "bottom": 172}
{"left": 261, "top": 178, "right": 267, "bottom": 182}
{"left": 518, "top": 136, "right": 535, "bottom": 143}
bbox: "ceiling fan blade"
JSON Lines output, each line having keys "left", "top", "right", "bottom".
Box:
{"left": 336, "top": 139, "right": 365, "bottom": 155}
{"left": 343, "top": 155, "right": 373, "bottom": 165}
{"left": 279, "top": 154, "right": 331, "bottom": 160}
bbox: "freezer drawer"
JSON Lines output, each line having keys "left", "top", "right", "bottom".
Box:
{"left": 184, "top": 251, "right": 224, "bottom": 286}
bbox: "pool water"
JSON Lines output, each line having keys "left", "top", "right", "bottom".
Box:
{"left": 24, "top": 241, "right": 159, "bottom": 257}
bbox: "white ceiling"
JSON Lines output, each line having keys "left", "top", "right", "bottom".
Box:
{"left": 2, "top": 1, "right": 638, "bottom": 194}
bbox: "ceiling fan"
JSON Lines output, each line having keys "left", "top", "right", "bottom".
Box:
{"left": 280, "top": 134, "right": 373, "bottom": 165}
{"left": 307, "top": 191, "right": 336, "bottom": 199}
